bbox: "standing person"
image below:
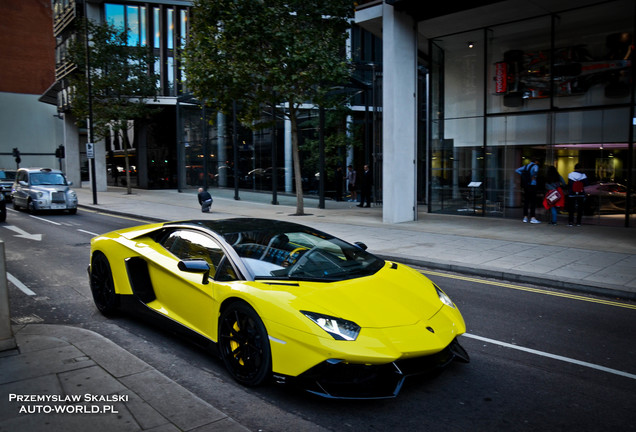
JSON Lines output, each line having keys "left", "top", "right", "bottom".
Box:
{"left": 567, "top": 163, "right": 588, "bottom": 226}
{"left": 197, "top": 187, "right": 213, "bottom": 213}
{"left": 357, "top": 164, "right": 373, "bottom": 208}
{"left": 515, "top": 157, "right": 541, "bottom": 223}
{"left": 346, "top": 165, "right": 357, "bottom": 202}
{"left": 543, "top": 165, "right": 565, "bottom": 225}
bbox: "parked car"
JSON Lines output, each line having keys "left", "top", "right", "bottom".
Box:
{"left": 0, "top": 191, "right": 5, "bottom": 222}
{"left": 88, "top": 218, "right": 469, "bottom": 398}
{"left": 11, "top": 167, "right": 77, "bottom": 214}
{"left": 584, "top": 182, "right": 635, "bottom": 215}
{"left": 0, "top": 169, "right": 16, "bottom": 203}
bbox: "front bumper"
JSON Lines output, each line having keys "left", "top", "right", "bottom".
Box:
{"left": 280, "top": 338, "right": 469, "bottom": 399}
{"left": 31, "top": 191, "right": 77, "bottom": 210}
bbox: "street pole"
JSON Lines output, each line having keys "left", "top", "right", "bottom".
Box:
{"left": 318, "top": 105, "right": 325, "bottom": 209}
{"left": 84, "top": 4, "right": 97, "bottom": 204}
{"left": 271, "top": 96, "right": 279, "bottom": 205}
{"left": 232, "top": 101, "right": 240, "bottom": 201}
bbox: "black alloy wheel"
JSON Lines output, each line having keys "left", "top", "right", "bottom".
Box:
{"left": 218, "top": 302, "right": 272, "bottom": 386}
{"left": 90, "top": 252, "right": 120, "bottom": 315}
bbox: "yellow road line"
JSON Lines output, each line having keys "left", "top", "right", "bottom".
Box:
{"left": 421, "top": 269, "right": 636, "bottom": 310}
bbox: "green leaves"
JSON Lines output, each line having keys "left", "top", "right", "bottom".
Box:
{"left": 184, "top": 0, "right": 353, "bottom": 119}
{"left": 68, "top": 19, "right": 158, "bottom": 141}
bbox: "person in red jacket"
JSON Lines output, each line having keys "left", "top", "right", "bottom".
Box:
{"left": 543, "top": 165, "right": 565, "bottom": 225}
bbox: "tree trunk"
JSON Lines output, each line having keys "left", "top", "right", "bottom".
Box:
{"left": 290, "top": 109, "right": 304, "bottom": 215}
{"left": 121, "top": 127, "right": 132, "bottom": 195}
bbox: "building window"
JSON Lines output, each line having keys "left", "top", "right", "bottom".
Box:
{"left": 153, "top": 7, "right": 161, "bottom": 48}
{"left": 104, "top": 3, "right": 147, "bottom": 46}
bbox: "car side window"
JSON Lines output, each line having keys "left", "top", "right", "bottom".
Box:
{"left": 159, "top": 230, "right": 236, "bottom": 281}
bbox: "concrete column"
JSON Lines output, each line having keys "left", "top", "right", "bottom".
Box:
{"left": 382, "top": 4, "right": 417, "bottom": 223}
{"left": 89, "top": 138, "right": 107, "bottom": 192}
{"left": 0, "top": 242, "right": 16, "bottom": 352}
{"left": 63, "top": 115, "right": 81, "bottom": 187}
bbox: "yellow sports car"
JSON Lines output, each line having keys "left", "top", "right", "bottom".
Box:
{"left": 88, "top": 218, "right": 468, "bottom": 398}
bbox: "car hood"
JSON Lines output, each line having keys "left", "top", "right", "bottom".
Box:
{"left": 285, "top": 263, "right": 443, "bottom": 328}
{"left": 32, "top": 185, "right": 72, "bottom": 193}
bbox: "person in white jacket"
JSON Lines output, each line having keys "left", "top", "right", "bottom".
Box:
{"left": 567, "top": 163, "right": 588, "bottom": 226}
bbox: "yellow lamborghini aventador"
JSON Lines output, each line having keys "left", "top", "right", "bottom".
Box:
{"left": 88, "top": 218, "right": 468, "bottom": 398}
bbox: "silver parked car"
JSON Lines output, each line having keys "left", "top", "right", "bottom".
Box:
{"left": 12, "top": 168, "right": 77, "bottom": 214}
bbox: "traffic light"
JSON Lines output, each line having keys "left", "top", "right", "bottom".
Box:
{"left": 55, "top": 145, "right": 65, "bottom": 159}
{"left": 12, "top": 148, "right": 21, "bottom": 166}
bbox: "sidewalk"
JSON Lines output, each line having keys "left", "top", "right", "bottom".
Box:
{"left": 0, "top": 325, "right": 250, "bottom": 432}
{"left": 2, "top": 184, "right": 635, "bottom": 432}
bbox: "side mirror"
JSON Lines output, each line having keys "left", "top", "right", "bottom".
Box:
{"left": 178, "top": 259, "right": 210, "bottom": 285}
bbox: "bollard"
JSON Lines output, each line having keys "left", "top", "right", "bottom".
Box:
{"left": 0, "top": 241, "right": 16, "bottom": 351}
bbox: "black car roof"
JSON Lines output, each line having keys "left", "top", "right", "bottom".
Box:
{"left": 163, "top": 218, "right": 332, "bottom": 238}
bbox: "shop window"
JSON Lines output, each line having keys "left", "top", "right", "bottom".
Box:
{"left": 555, "top": 108, "right": 631, "bottom": 224}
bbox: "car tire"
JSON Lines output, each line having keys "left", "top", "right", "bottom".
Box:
{"left": 218, "top": 302, "right": 271, "bottom": 387}
{"left": 68, "top": 208, "right": 77, "bottom": 215}
{"left": 90, "top": 252, "right": 120, "bottom": 315}
{"left": 27, "top": 199, "right": 36, "bottom": 214}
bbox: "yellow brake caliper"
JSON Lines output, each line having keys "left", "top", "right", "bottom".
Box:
{"left": 230, "top": 321, "right": 244, "bottom": 366}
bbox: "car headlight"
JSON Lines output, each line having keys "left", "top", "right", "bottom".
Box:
{"left": 68, "top": 191, "right": 77, "bottom": 198}
{"left": 435, "top": 284, "right": 456, "bottom": 309}
{"left": 301, "top": 311, "right": 360, "bottom": 341}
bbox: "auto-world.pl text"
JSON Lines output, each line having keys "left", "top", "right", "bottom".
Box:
{"left": 8, "top": 393, "right": 127, "bottom": 414}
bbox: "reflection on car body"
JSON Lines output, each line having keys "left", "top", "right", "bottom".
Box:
{"left": 88, "top": 218, "right": 469, "bottom": 399}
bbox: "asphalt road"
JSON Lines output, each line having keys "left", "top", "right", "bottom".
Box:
{"left": 2, "top": 208, "right": 635, "bottom": 431}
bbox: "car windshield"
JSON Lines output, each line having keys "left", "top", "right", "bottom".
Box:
{"left": 0, "top": 171, "right": 16, "bottom": 181}
{"left": 30, "top": 172, "right": 67, "bottom": 186}
{"left": 225, "top": 228, "right": 385, "bottom": 281}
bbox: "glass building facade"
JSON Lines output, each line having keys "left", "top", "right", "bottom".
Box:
{"left": 428, "top": 0, "right": 635, "bottom": 227}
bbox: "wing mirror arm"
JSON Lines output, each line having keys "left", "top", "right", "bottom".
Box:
{"left": 178, "top": 259, "right": 210, "bottom": 285}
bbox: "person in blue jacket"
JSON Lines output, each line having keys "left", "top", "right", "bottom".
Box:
{"left": 516, "top": 158, "right": 541, "bottom": 223}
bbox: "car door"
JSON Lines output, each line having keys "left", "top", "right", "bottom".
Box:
{"left": 145, "top": 229, "right": 231, "bottom": 338}
{"left": 12, "top": 170, "right": 28, "bottom": 207}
